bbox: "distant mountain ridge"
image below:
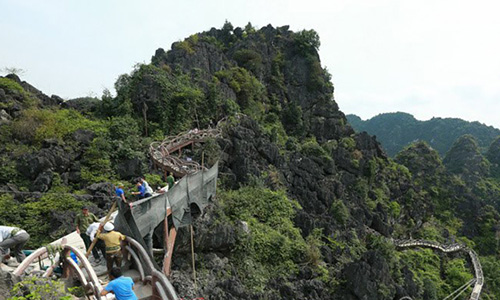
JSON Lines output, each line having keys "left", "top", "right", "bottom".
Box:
{"left": 347, "top": 112, "right": 500, "bottom": 156}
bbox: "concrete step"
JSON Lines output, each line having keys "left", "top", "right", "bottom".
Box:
{"left": 133, "top": 281, "right": 153, "bottom": 300}
{"left": 123, "top": 269, "right": 141, "bottom": 282}
{"left": 122, "top": 269, "right": 152, "bottom": 300}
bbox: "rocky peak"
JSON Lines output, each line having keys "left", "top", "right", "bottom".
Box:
{"left": 443, "top": 134, "right": 490, "bottom": 180}
{"left": 486, "top": 136, "right": 500, "bottom": 178}
{"left": 149, "top": 23, "right": 352, "bottom": 141}
{"left": 0, "top": 74, "right": 63, "bottom": 119}
{"left": 395, "top": 141, "right": 445, "bottom": 181}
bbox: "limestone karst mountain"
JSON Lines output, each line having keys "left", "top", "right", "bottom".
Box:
{"left": 2, "top": 23, "right": 500, "bottom": 299}
{"left": 347, "top": 112, "right": 500, "bottom": 157}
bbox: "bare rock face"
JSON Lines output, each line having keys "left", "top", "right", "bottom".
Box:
{"left": 86, "top": 182, "right": 115, "bottom": 209}
{"left": 217, "top": 116, "right": 282, "bottom": 188}
{"left": 0, "top": 109, "right": 11, "bottom": 125}
{"left": 0, "top": 269, "right": 20, "bottom": 300}
{"left": 115, "top": 157, "right": 143, "bottom": 179}
{"left": 340, "top": 250, "right": 396, "bottom": 300}
{"left": 18, "top": 141, "right": 73, "bottom": 181}
{"left": 173, "top": 204, "right": 237, "bottom": 255}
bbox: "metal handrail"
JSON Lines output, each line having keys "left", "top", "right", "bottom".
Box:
{"left": 63, "top": 245, "right": 103, "bottom": 300}
{"left": 150, "top": 128, "right": 220, "bottom": 177}
{"left": 124, "top": 237, "right": 179, "bottom": 299}
{"left": 125, "top": 245, "right": 145, "bottom": 282}
{"left": 395, "top": 239, "right": 483, "bottom": 300}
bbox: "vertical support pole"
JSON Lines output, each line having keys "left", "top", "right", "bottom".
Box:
{"left": 162, "top": 207, "right": 171, "bottom": 276}
{"left": 152, "top": 276, "right": 159, "bottom": 300}
{"left": 163, "top": 227, "right": 177, "bottom": 276}
{"left": 61, "top": 249, "right": 71, "bottom": 279}
{"left": 191, "top": 224, "right": 197, "bottom": 290}
{"left": 86, "top": 201, "right": 117, "bottom": 258}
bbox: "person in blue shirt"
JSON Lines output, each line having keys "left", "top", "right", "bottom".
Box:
{"left": 116, "top": 183, "right": 133, "bottom": 209}
{"left": 139, "top": 177, "right": 153, "bottom": 197}
{"left": 115, "top": 183, "right": 128, "bottom": 203}
{"left": 131, "top": 181, "right": 147, "bottom": 199}
{"left": 100, "top": 267, "right": 137, "bottom": 300}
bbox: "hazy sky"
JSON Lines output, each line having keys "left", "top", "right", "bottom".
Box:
{"left": 1, "top": 0, "right": 500, "bottom": 128}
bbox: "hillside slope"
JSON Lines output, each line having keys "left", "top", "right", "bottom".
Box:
{"left": 347, "top": 112, "right": 500, "bottom": 157}
{"left": 3, "top": 23, "right": 500, "bottom": 299}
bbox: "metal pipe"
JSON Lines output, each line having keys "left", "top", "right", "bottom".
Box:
{"left": 65, "top": 245, "right": 102, "bottom": 300}
{"left": 155, "top": 281, "right": 168, "bottom": 300}
{"left": 65, "top": 256, "right": 88, "bottom": 287}
{"left": 125, "top": 245, "right": 145, "bottom": 282}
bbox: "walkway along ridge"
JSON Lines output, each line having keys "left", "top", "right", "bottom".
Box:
{"left": 394, "top": 239, "right": 483, "bottom": 300}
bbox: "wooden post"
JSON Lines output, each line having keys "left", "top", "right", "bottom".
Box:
{"left": 191, "top": 224, "right": 197, "bottom": 289}
{"left": 162, "top": 207, "right": 172, "bottom": 276}
{"left": 163, "top": 227, "right": 177, "bottom": 276}
{"left": 86, "top": 201, "right": 117, "bottom": 258}
{"left": 61, "top": 248, "right": 71, "bottom": 279}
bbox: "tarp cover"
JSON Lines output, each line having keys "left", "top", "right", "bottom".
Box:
{"left": 115, "top": 162, "right": 218, "bottom": 265}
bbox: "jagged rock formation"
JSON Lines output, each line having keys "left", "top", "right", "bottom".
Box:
{"left": 396, "top": 141, "right": 446, "bottom": 183}
{"left": 124, "top": 24, "right": 435, "bottom": 299}
{"left": 3, "top": 23, "right": 500, "bottom": 299}
{"left": 0, "top": 270, "right": 19, "bottom": 300}
{"left": 486, "top": 136, "right": 500, "bottom": 178}
{"left": 443, "top": 134, "right": 490, "bottom": 181}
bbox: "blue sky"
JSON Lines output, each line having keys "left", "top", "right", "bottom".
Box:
{"left": 1, "top": 0, "right": 500, "bottom": 128}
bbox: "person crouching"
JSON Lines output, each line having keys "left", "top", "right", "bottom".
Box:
{"left": 0, "top": 225, "right": 30, "bottom": 265}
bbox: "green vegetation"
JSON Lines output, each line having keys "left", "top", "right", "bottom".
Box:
{"left": 300, "top": 136, "right": 331, "bottom": 161}
{"left": 215, "top": 67, "right": 266, "bottom": 117}
{"left": 347, "top": 112, "right": 500, "bottom": 157}
{"left": 0, "top": 77, "right": 24, "bottom": 94}
{"left": 0, "top": 77, "right": 38, "bottom": 108}
{"left": 330, "top": 199, "right": 349, "bottom": 225}
{"left": 3, "top": 23, "right": 500, "bottom": 299}
{"left": 9, "top": 277, "right": 72, "bottom": 300}
{"left": 219, "top": 186, "right": 306, "bottom": 291}
{"left": 0, "top": 175, "right": 89, "bottom": 247}
{"left": 234, "top": 49, "right": 263, "bottom": 75}
{"left": 397, "top": 249, "right": 473, "bottom": 299}
{"left": 11, "top": 108, "right": 105, "bottom": 146}
{"left": 294, "top": 29, "right": 321, "bottom": 54}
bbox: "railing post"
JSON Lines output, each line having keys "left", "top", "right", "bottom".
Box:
{"left": 61, "top": 248, "right": 72, "bottom": 279}
{"left": 163, "top": 207, "right": 171, "bottom": 276}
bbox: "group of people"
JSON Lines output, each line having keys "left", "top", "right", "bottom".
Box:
{"left": 100, "top": 174, "right": 176, "bottom": 298}
{"left": 0, "top": 173, "right": 179, "bottom": 299}
{"left": 75, "top": 206, "right": 136, "bottom": 299}
{"left": 115, "top": 173, "right": 176, "bottom": 204}
{"left": 0, "top": 209, "right": 134, "bottom": 299}
{"left": 77, "top": 172, "right": 177, "bottom": 299}
{"left": 75, "top": 207, "right": 125, "bottom": 271}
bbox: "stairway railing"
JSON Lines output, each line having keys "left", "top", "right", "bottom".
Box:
{"left": 14, "top": 244, "right": 103, "bottom": 300}
{"left": 395, "top": 239, "right": 483, "bottom": 300}
{"left": 123, "top": 236, "right": 179, "bottom": 300}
